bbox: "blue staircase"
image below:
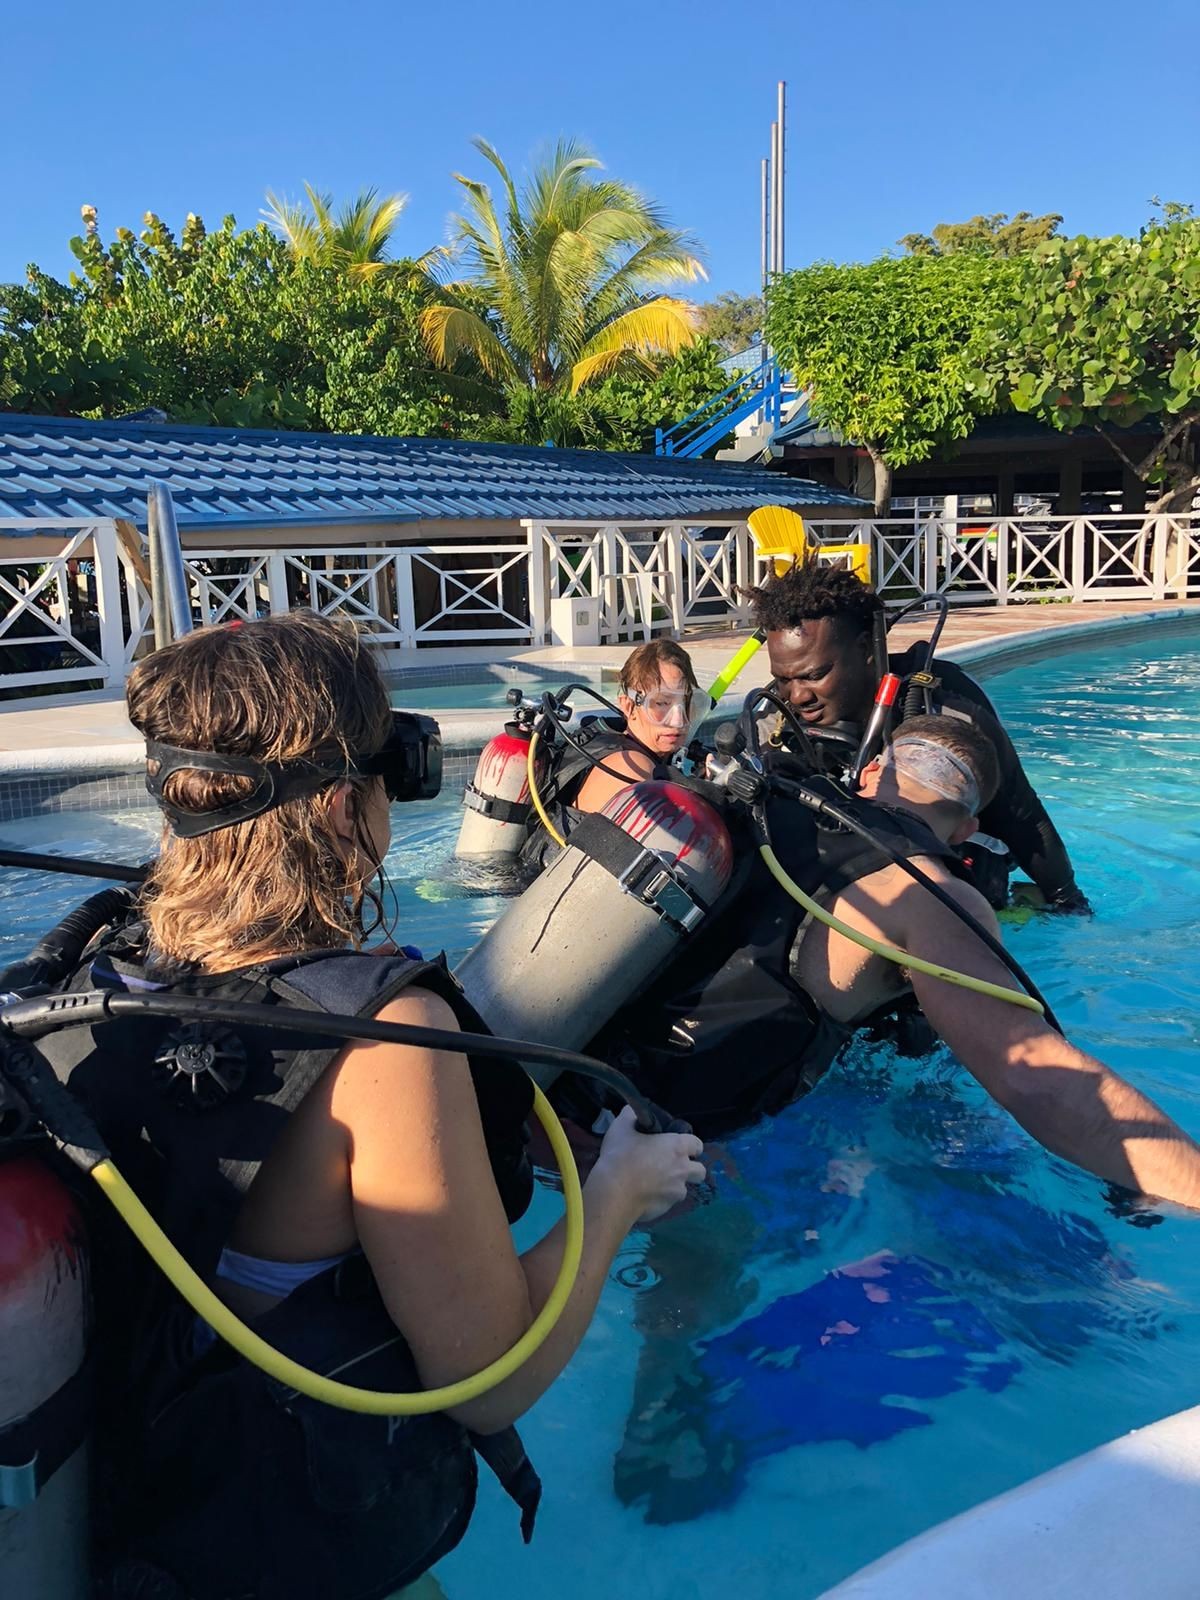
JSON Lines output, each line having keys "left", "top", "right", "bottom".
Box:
{"left": 655, "top": 356, "right": 785, "bottom": 460}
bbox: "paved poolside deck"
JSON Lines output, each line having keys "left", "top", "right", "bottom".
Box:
{"left": 1, "top": 599, "right": 1197, "bottom": 769}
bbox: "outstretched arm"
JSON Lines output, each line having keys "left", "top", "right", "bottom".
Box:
{"left": 898, "top": 878, "right": 1200, "bottom": 1207}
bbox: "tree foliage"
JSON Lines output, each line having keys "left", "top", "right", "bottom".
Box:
{"left": 974, "top": 211, "right": 1200, "bottom": 508}
{"left": 0, "top": 197, "right": 721, "bottom": 451}
{"left": 0, "top": 208, "right": 478, "bottom": 434}
{"left": 765, "top": 254, "right": 1018, "bottom": 508}
{"left": 262, "top": 185, "right": 410, "bottom": 276}
{"left": 696, "top": 292, "right": 763, "bottom": 354}
{"left": 899, "top": 211, "right": 1063, "bottom": 257}
{"left": 420, "top": 139, "right": 705, "bottom": 398}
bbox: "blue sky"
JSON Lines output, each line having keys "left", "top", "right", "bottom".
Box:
{"left": 5, "top": 0, "right": 1197, "bottom": 297}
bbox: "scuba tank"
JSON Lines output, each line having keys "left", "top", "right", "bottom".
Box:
{"left": 0, "top": 886, "right": 137, "bottom": 1600}
{"left": 0, "top": 1155, "right": 91, "bottom": 1599}
{"left": 456, "top": 720, "right": 544, "bottom": 861}
{"left": 455, "top": 780, "right": 733, "bottom": 1085}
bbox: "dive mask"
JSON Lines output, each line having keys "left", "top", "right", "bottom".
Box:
{"left": 146, "top": 711, "right": 442, "bottom": 838}
{"left": 630, "top": 687, "right": 693, "bottom": 728}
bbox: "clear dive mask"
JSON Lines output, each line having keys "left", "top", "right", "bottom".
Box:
{"left": 629, "top": 687, "right": 693, "bottom": 728}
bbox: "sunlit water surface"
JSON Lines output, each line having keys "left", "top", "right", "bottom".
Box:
{"left": 2, "top": 620, "right": 1200, "bottom": 1597}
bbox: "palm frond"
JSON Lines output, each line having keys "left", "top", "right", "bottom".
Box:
{"left": 570, "top": 297, "right": 698, "bottom": 392}
{"left": 420, "top": 304, "right": 521, "bottom": 385}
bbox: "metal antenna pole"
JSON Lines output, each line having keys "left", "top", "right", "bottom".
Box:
{"left": 769, "top": 120, "right": 779, "bottom": 275}
{"left": 777, "top": 79, "right": 786, "bottom": 274}
{"left": 760, "top": 156, "right": 769, "bottom": 294}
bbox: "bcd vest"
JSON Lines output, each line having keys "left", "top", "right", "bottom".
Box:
{"left": 519, "top": 717, "right": 672, "bottom": 873}
{"left": 560, "top": 779, "right": 959, "bottom": 1140}
{"left": 39, "top": 925, "right": 537, "bottom": 1600}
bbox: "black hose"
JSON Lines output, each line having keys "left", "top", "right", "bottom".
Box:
{"left": 0, "top": 848, "right": 147, "bottom": 885}
{"left": 885, "top": 594, "right": 949, "bottom": 718}
{"left": 777, "top": 778, "right": 1063, "bottom": 1032}
{"left": 0, "top": 989, "right": 672, "bottom": 1133}
{"left": 742, "top": 685, "right": 860, "bottom": 771}
{"left": 0, "top": 887, "right": 134, "bottom": 994}
{"left": 535, "top": 685, "right": 665, "bottom": 792}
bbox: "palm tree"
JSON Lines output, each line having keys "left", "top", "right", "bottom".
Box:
{"left": 262, "top": 184, "right": 408, "bottom": 276}
{"left": 421, "top": 140, "right": 706, "bottom": 397}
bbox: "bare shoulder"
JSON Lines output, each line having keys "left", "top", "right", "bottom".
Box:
{"left": 329, "top": 985, "right": 471, "bottom": 1126}
{"left": 894, "top": 860, "right": 1002, "bottom": 940}
{"left": 373, "top": 985, "right": 461, "bottom": 1029}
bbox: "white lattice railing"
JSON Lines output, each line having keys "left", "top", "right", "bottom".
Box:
{"left": 3, "top": 512, "right": 1199, "bottom": 699}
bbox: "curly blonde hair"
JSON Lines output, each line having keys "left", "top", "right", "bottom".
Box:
{"left": 127, "top": 612, "right": 392, "bottom": 973}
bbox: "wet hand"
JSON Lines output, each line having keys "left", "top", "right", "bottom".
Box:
{"left": 594, "top": 1105, "right": 706, "bottom": 1224}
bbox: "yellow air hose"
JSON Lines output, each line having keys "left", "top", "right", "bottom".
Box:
{"left": 88, "top": 1080, "right": 584, "bottom": 1415}
{"left": 758, "top": 844, "right": 1044, "bottom": 1014}
{"left": 527, "top": 729, "right": 566, "bottom": 848}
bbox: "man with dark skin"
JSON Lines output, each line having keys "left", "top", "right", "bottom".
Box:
{"left": 752, "top": 562, "right": 1089, "bottom": 912}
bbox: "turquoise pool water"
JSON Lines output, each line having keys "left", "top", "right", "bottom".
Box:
{"left": 3, "top": 620, "right": 1200, "bottom": 1596}
{"left": 389, "top": 675, "right": 607, "bottom": 712}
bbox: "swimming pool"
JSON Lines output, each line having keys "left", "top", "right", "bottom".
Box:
{"left": 2, "top": 619, "right": 1200, "bottom": 1597}
{"left": 389, "top": 672, "right": 609, "bottom": 713}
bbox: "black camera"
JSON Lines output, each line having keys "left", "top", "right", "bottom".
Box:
{"left": 360, "top": 711, "right": 442, "bottom": 803}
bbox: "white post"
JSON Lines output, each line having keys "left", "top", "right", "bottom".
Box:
{"left": 995, "top": 517, "right": 1010, "bottom": 605}
{"left": 600, "top": 523, "right": 620, "bottom": 641}
{"left": 1070, "top": 518, "right": 1087, "bottom": 598}
{"left": 665, "top": 523, "right": 686, "bottom": 634}
{"left": 91, "top": 520, "right": 128, "bottom": 689}
{"left": 266, "top": 552, "right": 290, "bottom": 615}
{"left": 525, "top": 522, "right": 548, "bottom": 645}
{"left": 922, "top": 515, "right": 940, "bottom": 594}
{"left": 393, "top": 549, "right": 417, "bottom": 648}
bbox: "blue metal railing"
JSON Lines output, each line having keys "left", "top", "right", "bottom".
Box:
{"left": 654, "top": 357, "right": 785, "bottom": 460}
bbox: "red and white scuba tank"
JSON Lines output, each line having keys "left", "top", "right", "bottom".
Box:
{"left": 455, "top": 779, "right": 733, "bottom": 1077}
{"left": 0, "top": 1155, "right": 90, "bottom": 1599}
{"left": 456, "top": 723, "right": 545, "bottom": 860}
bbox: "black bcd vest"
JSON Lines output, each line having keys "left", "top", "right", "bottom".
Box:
{"left": 38, "top": 926, "right": 538, "bottom": 1600}
{"left": 558, "top": 779, "right": 958, "bottom": 1140}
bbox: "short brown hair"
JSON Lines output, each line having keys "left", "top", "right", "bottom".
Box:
{"left": 128, "top": 612, "right": 392, "bottom": 973}
{"left": 894, "top": 714, "right": 1000, "bottom": 811}
{"left": 619, "top": 639, "right": 698, "bottom": 699}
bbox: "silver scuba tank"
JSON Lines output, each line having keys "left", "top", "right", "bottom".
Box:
{"left": 0, "top": 1154, "right": 91, "bottom": 1599}
{"left": 455, "top": 722, "right": 546, "bottom": 860}
{"left": 454, "top": 779, "right": 733, "bottom": 1085}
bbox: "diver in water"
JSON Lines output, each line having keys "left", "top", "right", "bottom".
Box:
{"left": 37, "top": 614, "right": 704, "bottom": 1600}
{"left": 558, "top": 714, "right": 1200, "bottom": 1210}
{"left": 521, "top": 639, "right": 697, "bottom": 867}
{"left": 752, "top": 562, "right": 1089, "bottom": 912}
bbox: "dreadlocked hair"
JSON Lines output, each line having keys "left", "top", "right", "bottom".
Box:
{"left": 747, "top": 558, "right": 884, "bottom": 638}
{"left": 127, "top": 611, "right": 392, "bottom": 974}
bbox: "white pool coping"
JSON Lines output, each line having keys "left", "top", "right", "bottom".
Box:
{"left": 0, "top": 605, "right": 1193, "bottom": 781}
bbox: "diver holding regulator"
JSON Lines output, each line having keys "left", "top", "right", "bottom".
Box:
{"left": 0, "top": 613, "right": 705, "bottom": 1600}
{"left": 749, "top": 561, "right": 1090, "bottom": 913}
{"left": 449, "top": 571, "right": 1200, "bottom": 1211}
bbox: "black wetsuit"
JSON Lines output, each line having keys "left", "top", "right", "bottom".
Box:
{"left": 552, "top": 781, "right": 960, "bottom": 1140}
{"left": 888, "top": 642, "right": 1083, "bottom": 908}
{"left": 767, "top": 645, "right": 1084, "bottom": 910}
{"left": 519, "top": 717, "right": 672, "bottom": 873}
{"left": 39, "top": 930, "right": 537, "bottom": 1600}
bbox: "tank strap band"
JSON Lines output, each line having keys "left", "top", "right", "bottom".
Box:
{"left": 0, "top": 1353, "right": 92, "bottom": 1508}
{"left": 463, "top": 785, "right": 532, "bottom": 826}
{"left": 571, "top": 813, "right": 708, "bottom": 933}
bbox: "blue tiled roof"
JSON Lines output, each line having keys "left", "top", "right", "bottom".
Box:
{"left": 0, "top": 414, "right": 864, "bottom": 528}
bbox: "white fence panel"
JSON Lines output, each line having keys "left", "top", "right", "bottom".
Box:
{"left": 5, "top": 512, "right": 1200, "bottom": 700}
{"left": 0, "top": 521, "right": 115, "bottom": 692}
